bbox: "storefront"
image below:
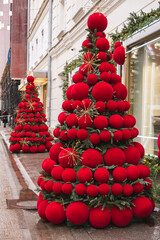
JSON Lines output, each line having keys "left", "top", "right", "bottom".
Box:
{"left": 124, "top": 20, "right": 160, "bottom": 155}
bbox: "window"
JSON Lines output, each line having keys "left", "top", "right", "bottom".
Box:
{"left": 126, "top": 33, "right": 160, "bottom": 155}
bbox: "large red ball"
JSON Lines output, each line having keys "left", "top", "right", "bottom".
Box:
{"left": 123, "top": 184, "right": 133, "bottom": 196}
{"left": 109, "top": 114, "right": 123, "bottom": 128}
{"left": 104, "top": 147, "right": 126, "bottom": 166}
{"left": 82, "top": 39, "right": 93, "bottom": 49}
{"left": 75, "top": 183, "right": 87, "bottom": 196}
{"left": 78, "top": 115, "right": 92, "bottom": 128}
{"left": 127, "top": 166, "right": 140, "bottom": 181}
{"left": 89, "top": 133, "right": 100, "bottom": 145}
{"left": 137, "top": 165, "right": 150, "bottom": 178}
{"left": 100, "top": 130, "right": 111, "bottom": 142}
{"left": 92, "top": 82, "right": 113, "bottom": 102}
{"left": 87, "top": 185, "right": 98, "bottom": 197}
{"left": 66, "top": 114, "right": 78, "bottom": 127}
{"left": 51, "top": 166, "right": 64, "bottom": 181}
{"left": 59, "top": 148, "right": 78, "bottom": 168}
{"left": 81, "top": 149, "right": 103, "bottom": 168}
{"left": 45, "top": 201, "right": 66, "bottom": 224}
{"left": 112, "top": 83, "right": 127, "bottom": 100}
{"left": 89, "top": 206, "right": 111, "bottom": 228}
{"left": 38, "top": 200, "right": 48, "bottom": 220}
{"left": 77, "top": 129, "right": 88, "bottom": 140}
{"left": 66, "top": 202, "right": 89, "bottom": 225}
{"left": 132, "top": 196, "right": 153, "bottom": 218}
{"left": 87, "top": 12, "right": 108, "bottom": 32}
{"left": 49, "top": 142, "right": 64, "bottom": 162}
{"left": 111, "top": 206, "right": 133, "bottom": 227}
{"left": 133, "top": 142, "right": 145, "bottom": 158}
{"left": 62, "top": 168, "right": 76, "bottom": 182}
{"left": 113, "top": 46, "right": 125, "bottom": 65}
{"left": 71, "top": 82, "right": 89, "bottom": 100}
{"left": 95, "top": 101, "right": 106, "bottom": 112}
{"left": 77, "top": 168, "right": 93, "bottom": 183}
{"left": 94, "top": 167, "right": 109, "bottom": 183}
{"left": 96, "top": 38, "right": 110, "bottom": 51}
{"left": 87, "top": 73, "right": 98, "bottom": 84}
{"left": 124, "top": 146, "right": 141, "bottom": 165}
{"left": 66, "top": 85, "right": 74, "bottom": 100}
{"left": 72, "top": 73, "right": 84, "bottom": 83}
{"left": 112, "top": 167, "right": 127, "bottom": 182}
{"left": 111, "top": 183, "right": 123, "bottom": 195}
{"left": 94, "top": 115, "right": 108, "bottom": 130}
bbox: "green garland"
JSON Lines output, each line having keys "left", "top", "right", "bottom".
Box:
{"left": 63, "top": 2, "right": 160, "bottom": 100}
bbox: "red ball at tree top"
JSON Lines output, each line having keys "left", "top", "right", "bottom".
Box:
{"left": 87, "top": 12, "right": 108, "bottom": 32}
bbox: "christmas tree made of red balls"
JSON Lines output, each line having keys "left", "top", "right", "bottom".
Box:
{"left": 37, "top": 13, "right": 154, "bottom": 228}
{"left": 9, "top": 76, "right": 53, "bottom": 153}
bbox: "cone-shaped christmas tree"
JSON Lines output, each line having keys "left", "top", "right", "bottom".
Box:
{"left": 37, "top": 13, "right": 154, "bottom": 228}
{"left": 9, "top": 76, "right": 53, "bottom": 153}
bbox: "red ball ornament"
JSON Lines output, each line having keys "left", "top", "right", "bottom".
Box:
{"left": 114, "top": 41, "right": 121, "bottom": 49}
{"left": 158, "top": 133, "right": 160, "bottom": 149}
{"left": 124, "top": 146, "right": 141, "bottom": 165}
{"left": 58, "top": 112, "right": 66, "bottom": 125}
{"left": 22, "top": 145, "right": 30, "bottom": 152}
{"left": 112, "top": 167, "right": 127, "bottom": 182}
{"left": 95, "top": 101, "right": 106, "bottom": 112}
{"left": 66, "top": 114, "right": 78, "bottom": 127}
{"left": 96, "top": 51, "right": 107, "bottom": 62}
{"left": 81, "top": 99, "right": 92, "bottom": 109}
{"left": 40, "top": 180, "right": 46, "bottom": 190}
{"left": 99, "top": 184, "right": 110, "bottom": 195}
{"left": 95, "top": 32, "right": 106, "bottom": 38}
{"left": 45, "top": 181, "right": 54, "bottom": 192}
{"left": 133, "top": 142, "right": 145, "bottom": 158}
{"left": 94, "top": 167, "right": 109, "bottom": 183}
{"left": 123, "top": 184, "right": 133, "bottom": 196}
{"left": 87, "top": 185, "right": 98, "bottom": 197}
{"left": 117, "top": 101, "right": 126, "bottom": 111}
{"left": 49, "top": 142, "right": 64, "bottom": 162}
{"left": 92, "top": 82, "right": 113, "bottom": 102}
{"left": 100, "top": 72, "right": 111, "bottom": 82}
{"left": 113, "top": 46, "right": 125, "bottom": 65}
{"left": 123, "top": 115, "right": 136, "bottom": 128}
{"left": 37, "top": 145, "right": 46, "bottom": 153}
{"left": 59, "top": 148, "right": 78, "bottom": 168}
{"left": 111, "top": 183, "right": 123, "bottom": 195}
{"left": 77, "top": 129, "right": 88, "bottom": 140}
{"left": 111, "top": 206, "right": 133, "bottom": 227}
{"left": 62, "top": 183, "right": 73, "bottom": 195}
{"left": 112, "top": 83, "right": 127, "bottom": 100}
{"left": 106, "top": 100, "right": 117, "bottom": 111}
{"left": 45, "top": 202, "right": 66, "bottom": 224}
{"left": 100, "top": 130, "right": 111, "bottom": 142}
{"left": 62, "top": 168, "right": 76, "bottom": 182}
{"left": 109, "top": 114, "right": 123, "bottom": 128}
{"left": 136, "top": 164, "right": 150, "bottom": 178}
{"left": 82, "top": 39, "right": 93, "bottom": 49}
{"left": 23, "top": 124, "right": 31, "bottom": 131}
{"left": 38, "top": 200, "right": 48, "bottom": 220}
{"left": 122, "top": 129, "right": 131, "bottom": 140}
{"left": 94, "top": 115, "right": 108, "bottom": 130}
{"left": 87, "top": 12, "right": 108, "bottom": 32}
{"left": 87, "top": 73, "right": 98, "bottom": 84}
{"left": 72, "top": 73, "right": 84, "bottom": 83}
{"left": 98, "top": 62, "right": 111, "bottom": 73}
{"left": 31, "top": 125, "right": 39, "bottom": 133}
{"left": 78, "top": 115, "right": 92, "bottom": 128}
{"left": 124, "top": 100, "right": 130, "bottom": 111}
{"left": 42, "top": 158, "right": 56, "bottom": 173}
{"left": 104, "top": 147, "right": 126, "bottom": 166}
{"left": 127, "top": 166, "right": 140, "bottom": 181}
{"left": 83, "top": 52, "right": 93, "bottom": 62}
{"left": 130, "top": 127, "right": 139, "bottom": 139}
{"left": 52, "top": 182, "right": 63, "bottom": 194}
{"left": 81, "top": 149, "right": 103, "bottom": 168}
{"left": 110, "top": 73, "right": 121, "bottom": 84}
{"left": 79, "top": 63, "right": 93, "bottom": 76}
{"left": 27, "top": 75, "right": 34, "bottom": 82}
{"left": 66, "top": 202, "right": 89, "bottom": 225}
{"left": 62, "top": 100, "right": 72, "bottom": 111}
{"left": 30, "top": 145, "right": 37, "bottom": 153}
{"left": 77, "top": 167, "right": 93, "bottom": 183}
{"left": 96, "top": 38, "right": 110, "bottom": 51}
{"left": 133, "top": 182, "right": 143, "bottom": 193}
{"left": 89, "top": 206, "right": 111, "bottom": 228}
{"left": 67, "top": 128, "right": 77, "bottom": 140}
{"left": 89, "top": 133, "right": 100, "bottom": 145}
{"left": 75, "top": 183, "right": 86, "bottom": 196}
{"left": 72, "top": 100, "right": 81, "bottom": 110}
{"left": 66, "top": 85, "right": 74, "bottom": 100}
{"left": 45, "top": 142, "right": 52, "bottom": 151}
{"left": 132, "top": 196, "right": 153, "bottom": 218}
{"left": 51, "top": 166, "right": 64, "bottom": 181}
{"left": 71, "top": 82, "right": 89, "bottom": 100}
{"left": 144, "top": 178, "right": 152, "bottom": 190}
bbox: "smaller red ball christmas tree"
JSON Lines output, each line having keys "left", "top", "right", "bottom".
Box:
{"left": 9, "top": 76, "right": 53, "bottom": 153}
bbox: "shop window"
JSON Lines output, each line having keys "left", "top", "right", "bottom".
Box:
{"left": 126, "top": 33, "right": 160, "bottom": 155}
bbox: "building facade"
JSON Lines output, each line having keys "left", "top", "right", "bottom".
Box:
{"left": 28, "top": 0, "right": 160, "bottom": 154}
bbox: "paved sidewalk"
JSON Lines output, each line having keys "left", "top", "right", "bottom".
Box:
{"left": 1, "top": 125, "right": 160, "bottom": 240}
